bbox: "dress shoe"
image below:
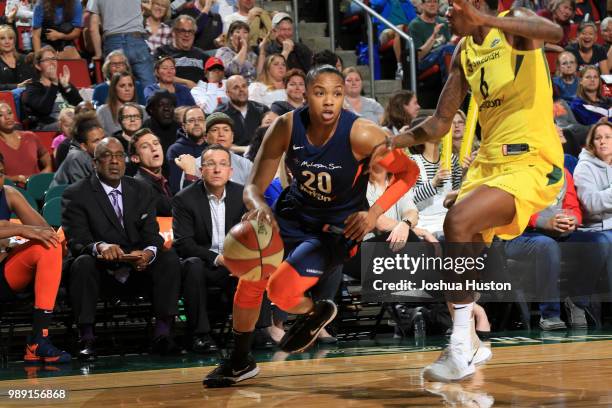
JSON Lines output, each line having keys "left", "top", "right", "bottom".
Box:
{"left": 192, "top": 334, "right": 218, "bottom": 354}
{"left": 151, "top": 335, "right": 186, "bottom": 356}
{"left": 78, "top": 338, "right": 97, "bottom": 362}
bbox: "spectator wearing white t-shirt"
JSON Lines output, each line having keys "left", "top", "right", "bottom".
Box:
{"left": 191, "top": 57, "right": 228, "bottom": 114}
{"left": 248, "top": 53, "right": 287, "bottom": 108}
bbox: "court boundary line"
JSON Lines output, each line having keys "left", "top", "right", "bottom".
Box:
{"left": 1, "top": 353, "right": 611, "bottom": 396}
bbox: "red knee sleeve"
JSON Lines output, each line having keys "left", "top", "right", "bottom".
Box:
{"left": 234, "top": 278, "right": 269, "bottom": 309}
{"left": 267, "top": 262, "right": 318, "bottom": 312}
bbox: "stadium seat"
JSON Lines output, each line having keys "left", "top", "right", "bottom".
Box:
{"left": 57, "top": 59, "right": 92, "bottom": 89}
{"left": 3, "top": 178, "right": 15, "bottom": 187}
{"left": 33, "top": 131, "right": 57, "bottom": 157}
{"left": 595, "top": 23, "right": 604, "bottom": 45}
{"left": 157, "top": 217, "right": 173, "bottom": 249}
{"left": 15, "top": 26, "right": 31, "bottom": 53}
{"left": 44, "top": 184, "right": 67, "bottom": 203}
{"left": 42, "top": 197, "right": 62, "bottom": 228}
{"left": 94, "top": 59, "right": 103, "bottom": 84}
{"left": 26, "top": 173, "right": 55, "bottom": 202}
{"left": 568, "top": 23, "right": 578, "bottom": 41}
{"left": 498, "top": 0, "right": 513, "bottom": 11}
{"left": 0, "top": 1, "right": 5, "bottom": 16}
{"left": 0, "top": 91, "right": 20, "bottom": 124}
{"left": 545, "top": 51, "right": 557, "bottom": 76}
{"left": 12, "top": 187, "right": 38, "bottom": 216}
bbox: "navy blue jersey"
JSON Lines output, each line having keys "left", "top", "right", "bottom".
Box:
{"left": 276, "top": 106, "right": 369, "bottom": 229}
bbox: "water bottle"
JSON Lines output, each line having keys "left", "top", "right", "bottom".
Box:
{"left": 21, "top": 30, "right": 32, "bottom": 52}
{"left": 413, "top": 310, "right": 426, "bottom": 348}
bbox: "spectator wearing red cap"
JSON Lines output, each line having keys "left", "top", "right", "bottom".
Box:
{"left": 144, "top": 56, "right": 197, "bottom": 107}
{"left": 192, "top": 57, "right": 229, "bottom": 114}
{"left": 215, "top": 20, "right": 259, "bottom": 82}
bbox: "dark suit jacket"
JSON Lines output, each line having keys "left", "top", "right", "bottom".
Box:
{"left": 214, "top": 101, "right": 269, "bottom": 147}
{"left": 50, "top": 145, "right": 94, "bottom": 188}
{"left": 62, "top": 174, "right": 163, "bottom": 258}
{"left": 172, "top": 180, "right": 246, "bottom": 267}
{"left": 134, "top": 167, "right": 172, "bottom": 217}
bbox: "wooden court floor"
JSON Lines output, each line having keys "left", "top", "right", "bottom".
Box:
{"left": 1, "top": 340, "right": 611, "bottom": 407}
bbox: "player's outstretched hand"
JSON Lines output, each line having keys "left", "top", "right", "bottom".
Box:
{"left": 242, "top": 206, "right": 279, "bottom": 231}
{"left": 344, "top": 211, "right": 377, "bottom": 242}
{"left": 450, "top": 0, "right": 486, "bottom": 28}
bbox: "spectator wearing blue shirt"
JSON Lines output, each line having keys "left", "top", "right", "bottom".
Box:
{"left": 370, "top": 0, "right": 417, "bottom": 79}
{"left": 569, "top": 66, "right": 612, "bottom": 126}
{"left": 87, "top": 0, "right": 156, "bottom": 87}
{"left": 165, "top": 106, "right": 207, "bottom": 193}
{"left": 553, "top": 51, "right": 579, "bottom": 102}
{"left": 91, "top": 51, "right": 146, "bottom": 108}
{"left": 32, "top": 0, "right": 83, "bottom": 59}
{"left": 144, "top": 56, "right": 196, "bottom": 107}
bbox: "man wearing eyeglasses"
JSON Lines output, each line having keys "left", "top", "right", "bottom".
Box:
{"left": 172, "top": 143, "right": 246, "bottom": 354}
{"left": 63, "top": 136, "right": 183, "bottom": 361}
{"left": 166, "top": 106, "right": 208, "bottom": 193}
{"left": 178, "top": 112, "right": 253, "bottom": 190}
{"left": 154, "top": 15, "right": 210, "bottom": 89}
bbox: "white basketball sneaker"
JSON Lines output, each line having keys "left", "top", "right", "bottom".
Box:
{"left": 422, "top": 341, "right": 476, "bottom": 382}
{"left": 472, "top": 340, "right": 492, "bottom": 367}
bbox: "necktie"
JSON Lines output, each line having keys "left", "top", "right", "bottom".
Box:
{"left": 159, "top": 176, "right": 171, "bottom": 197}
{"left": 108, "top": 189, "right": 124, "bottom": 227}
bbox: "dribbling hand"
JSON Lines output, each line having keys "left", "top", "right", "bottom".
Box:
{"left": 344, "top": 211, "right": 377, "bottom": 242}
{"left": 242, "top": 206, "right": 279, "bottom": 231}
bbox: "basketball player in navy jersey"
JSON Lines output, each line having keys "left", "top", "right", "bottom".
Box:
{"left": 203, "top": 65, "right": 419, "bottom": 387}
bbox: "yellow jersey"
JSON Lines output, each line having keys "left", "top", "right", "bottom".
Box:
{"left": 459, "top": 12, "right": 563, "bottom": 167}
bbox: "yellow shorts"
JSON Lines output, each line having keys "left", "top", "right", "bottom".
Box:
{"left": 456, "top": 156, "right": 564, "bottom": 243}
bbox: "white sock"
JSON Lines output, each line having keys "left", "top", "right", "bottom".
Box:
{"left": 450, "top": 303, "right": 474, "bottom": 352}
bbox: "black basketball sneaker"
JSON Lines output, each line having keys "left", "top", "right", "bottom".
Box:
{"left": 279, "top": 299, "right": 338, "bottom": 353}
{"left": 203, "top": 355, "right": 259, "bottom": 388}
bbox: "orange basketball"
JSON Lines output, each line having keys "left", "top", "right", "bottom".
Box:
{"left": 223, "top": 220, "right": 284, "bottom": 281}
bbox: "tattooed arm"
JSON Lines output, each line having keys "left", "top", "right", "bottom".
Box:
{"left": 487, "top": 8, "right": 562, "bottom": 50}
{"left": 392, "top": 40, "right": 468, "bottom": 149}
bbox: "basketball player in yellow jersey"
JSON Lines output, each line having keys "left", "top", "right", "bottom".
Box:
{"left": 392, "top": 0, "right": 564, "bottom": 382}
